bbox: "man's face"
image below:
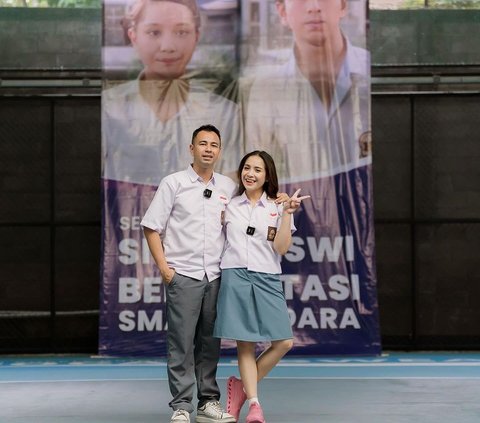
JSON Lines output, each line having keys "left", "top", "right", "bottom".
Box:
{"left": 190, "top": 130, "right": 221, "bottom": 168}
{"left": 277, "top": 0, "right": 347, "bottom": 48}
{"left": 128, "top": 1, "right": 199, "bottom": 79}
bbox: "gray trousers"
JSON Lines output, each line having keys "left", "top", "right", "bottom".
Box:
{"left": 166, "top": 273, "right": 221, "bottom": 412}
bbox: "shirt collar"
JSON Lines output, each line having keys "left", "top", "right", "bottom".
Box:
{"left": 124, "top": 73, "right": 204, "bottom": 103}
{"left": 187, "top": 164, "right": 216, "bottom": 185}
{"left": 287, "top": 35, "right": 368, "bottom": 80}
{"left": 238, "top": 191, "right": 268, "bottom": 207}
{"left": 286, "top": 36, "right": 368, "bottom": 107}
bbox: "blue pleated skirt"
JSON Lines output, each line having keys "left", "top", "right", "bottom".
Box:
{"left": 214, "top": 268, "right": 293, "bottom": 342}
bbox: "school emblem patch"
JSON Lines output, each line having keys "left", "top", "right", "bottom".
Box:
{"left": 359, "top": 131, "right": 372, "bottom": 158}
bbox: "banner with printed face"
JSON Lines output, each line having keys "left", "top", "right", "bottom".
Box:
{"left": 99, "top": 0, "right": 381, "bottom": 356}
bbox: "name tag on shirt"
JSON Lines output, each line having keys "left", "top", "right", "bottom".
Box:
{"left": 267, "top": 226, "right": 277, "bottom": 241}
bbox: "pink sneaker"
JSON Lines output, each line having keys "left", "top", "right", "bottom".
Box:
{"left": 245, "top": 402, "right": 265, "bottom": 423}
{"left": 226, "top": 376, "right": 247, "bottom": 422}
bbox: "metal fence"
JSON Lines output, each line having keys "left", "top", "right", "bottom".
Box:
{"left": 0, "top": 89, "right": 479, "bottom": 353}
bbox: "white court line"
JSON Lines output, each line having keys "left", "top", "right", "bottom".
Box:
{"left": 267, "top": 376, "right": 480, "bottom": 380}
{"left": 0, "top": 378, "right": 168, "bottom": 384}
{"left": 2, "top": 376, "right": 480, "bottom": 384}
{"left": 273, "top": 362, "right": 480, "bottom": 367}
{"left": 4, "top": 362, "right": 480, "bottom": 369}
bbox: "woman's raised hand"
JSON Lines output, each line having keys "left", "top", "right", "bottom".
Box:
{"left": 283, "top": 188, "right": 311, "bottom": 214}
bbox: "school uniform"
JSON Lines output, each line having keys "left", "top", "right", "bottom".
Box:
{"left": 141, "top": 165, "right": 236, "bottom": 413}
{"left": 102, "top": 77, "right": 241, "bottom": 185}
{"left": 214, "top": 192, "right": 294, "bottom": 342}
{"left": 244, "top": 37, "right": 371, "bottom": 183}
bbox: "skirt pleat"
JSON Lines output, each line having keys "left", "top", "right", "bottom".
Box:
{"left": 214, "top": 268, "right": 293, "bottom": 342}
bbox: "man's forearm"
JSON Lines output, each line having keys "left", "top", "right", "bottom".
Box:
{"left": 143, "top": 227, "right": 171, "bottom": 279}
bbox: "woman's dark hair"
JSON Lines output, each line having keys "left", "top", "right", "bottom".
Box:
{"left": 237, "top": 151, "right": 279, "bottom": 199}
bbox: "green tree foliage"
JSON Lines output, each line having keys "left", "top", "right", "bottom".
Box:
{"left": 430, "top": 0, "right": 480, "bottom": 7}
{"left": 402, "top": 0, "right": 480, "bottom": 7}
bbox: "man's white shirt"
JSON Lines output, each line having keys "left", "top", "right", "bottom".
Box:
{"left": 141, "top": 165, "right": 237, "bottom": 281}
{"left": 244, "top": 39, "right": 371, "bottom": 183}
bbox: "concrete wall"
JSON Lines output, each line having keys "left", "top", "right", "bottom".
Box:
{"left": 369, "top": 10, "right": 480, "bottom": 66}
{"left": 1, "top": 8, "right": 479, "bottom": 70}
{"left": 0, "top": 8, "right": 101, "bottom": 69}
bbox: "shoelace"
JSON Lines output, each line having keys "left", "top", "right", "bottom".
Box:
{"left": 209, "top": 401, "right": 224, "bottom": 414}
{"left": 227, "top": 379, "right": 233, "bottom": 407}
{"left": 227, "top": 378, "right": 245, "bottom": 410}
{"left": 227, "top": 379, "right": 239, "bottom": 409}
{"left": 174, "top": 409, "right": 189, "bottom": 418}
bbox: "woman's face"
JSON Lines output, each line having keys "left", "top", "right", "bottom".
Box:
{"left": 241, "top": 155, "right": 267, "bottom": 195}
{"left": 128, "top": 1, "right": 199, "bottom": 79}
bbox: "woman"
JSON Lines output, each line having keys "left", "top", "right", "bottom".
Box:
{"left": 214, "top": 151, "right": 309, "bottom": 423}
{"left": 103, "top": 0, "right": 241, "bottom": 185}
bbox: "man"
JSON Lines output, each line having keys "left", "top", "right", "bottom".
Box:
{"left": 141, "top": 124, "right": 236, "bottom": 423}
{"left": 244, "top": 0, "right": 371, "bottom": 182}
{"left": 99, "top": 0, "right": 241, "bottom": 359}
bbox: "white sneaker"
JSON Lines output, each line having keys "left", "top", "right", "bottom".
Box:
{"left": 196, "top": 401, "right": 236, "bottom": 423}
{"left": 171, "top": 409, "right": 190, "bottom": 423}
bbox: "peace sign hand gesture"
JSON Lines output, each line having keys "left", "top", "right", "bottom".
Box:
{"left": 283, "top": 188, "right": 311, "bottom": 214}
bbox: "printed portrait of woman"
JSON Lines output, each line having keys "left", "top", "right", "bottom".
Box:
{"left": 102, "top": 0, "right": 242, "bottom": 186}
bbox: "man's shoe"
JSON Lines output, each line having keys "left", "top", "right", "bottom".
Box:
{"left": 226, "top": 376, "right": 247, "bottom": 422}
{"left": 171, "top": 409, "right": 190, "bottom": 423}
{"left": 196, "top": 400, "right": 236, "bottom": 423}
{"left": 245, "top": 403, "right": 265, "bottom": 423}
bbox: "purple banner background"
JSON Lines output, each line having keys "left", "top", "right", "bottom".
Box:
{"left": 99, "top": 0, "right": 381, "bottom": 356}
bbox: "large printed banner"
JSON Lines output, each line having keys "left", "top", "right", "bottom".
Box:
{"left": 100, "top": 0, "right": 381, "bottom": 356}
